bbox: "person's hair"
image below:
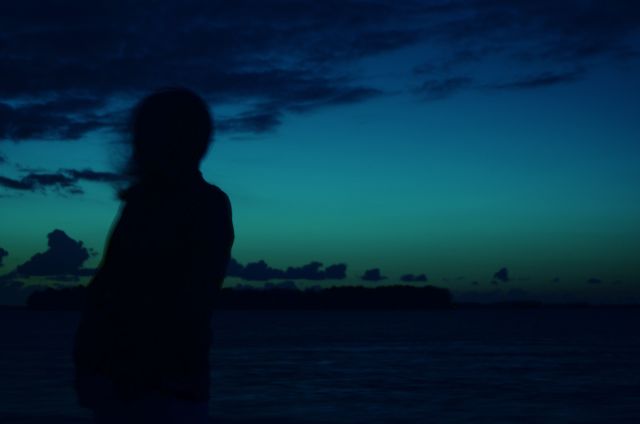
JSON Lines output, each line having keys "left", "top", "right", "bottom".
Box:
{"left": 125, "top": 87, "right": 213, "bottom": 187}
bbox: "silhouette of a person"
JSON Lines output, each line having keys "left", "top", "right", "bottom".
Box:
{"left": 73, "top": 88, "right": 234, "bottom": 423}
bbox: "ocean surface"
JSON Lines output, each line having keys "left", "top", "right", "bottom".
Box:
{"left": 1, "top": 308, "right": 639, "bottom": 423}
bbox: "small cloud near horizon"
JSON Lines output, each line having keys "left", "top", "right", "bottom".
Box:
{"left": 227, "top": 258, "right": 347, "bottom": 281}
{"left": 400, "top": 273, "right": 427, "bottom": 282}
{"left": 0, "top": 168, "right": 127, "bottom": 196}
{"left": 361, "top": 268, "right": 386, "bottom": 282}
{"left": 0, "top": 247, "right": 7, "bottom": 267}
{"left": 493, "top": 267, "right": 510, "bottom": 283}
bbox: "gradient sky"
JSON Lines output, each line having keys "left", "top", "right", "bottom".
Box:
{"left": 1, "top": 0, "right": 639, "bottom": 304}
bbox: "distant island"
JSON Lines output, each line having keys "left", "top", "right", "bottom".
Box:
{"left": 19, "top": 285, "right": 640, "bottom": 311}
{"left": 25, "top": 284, "right": 453, "bottom": 310}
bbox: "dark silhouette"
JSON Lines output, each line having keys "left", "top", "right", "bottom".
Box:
{"left": 72, "top": 88, "right": 234, "bottom": 423}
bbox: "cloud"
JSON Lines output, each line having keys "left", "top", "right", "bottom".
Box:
{"left": 284, "top": 262, "right": 347, "bottom": 280}
{"left": 0, "top": 172, "right": 78, "bottom": 193}
{"left": 0, "top": 98, "right": 108, "bottom": 141}
{"left": 15, "top": 229, "right": 90, "bottom": 277}
{"left": 587, "top": 277, "right": 603, "bottom": 284}
{"left": 217, "top": 110, "right": 282, "bottom": 134}
{"left": 442, "top": 1, "right": 640, "bottom": 61}
{"left": 416, "top": 69, "right": 584, "bottom": 100}
{"left": 414, "top": 48, "right": 491, "bottom": 75}
{"left": 0, "top": 1, "right": 421, "bottom": 141}
{"left": 410, "top": 1, "right": 640, "bottom": 98}
{"left": 361, "top": 268, "right": 386, "bottom": 282}
{"left": 62, "top": 169, "right": 126, "bottom": 183}
{"left": 493, "top": 267, "right": 510, "bottom": 283}
{"left": 487, "top": 69, "right": 585, "bottom": 90}
{"left": 416, "top": 77, "right": 473, "bottom": 100}
{"left": 400, "top": 273, "right": 427, "bottom": 282}
{"left": 0, "top": 247, "right": 7, "bottom": 266}
{"left": 0, "top": 153, "right": 6, "bottom": 165}
{"left": 324, "top": 264, "right": 348, "bottom": 279}
{"left": 0, "top": 168, "right": 126, "bottom": 195}
{"left": 2, "top": 1, "right": 636, "bottom": 138}
{"left": 235, "top": 260, "right": 285, "bottom": 281}
{"left": 227, "top": 258, "right": 245, "bottom": 277}
{"left": 227, "top": 258, "right": 347, "bottom": 281}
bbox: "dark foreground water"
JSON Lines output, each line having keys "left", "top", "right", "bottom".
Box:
{"left": 1, "top": 308, "right": 639, "bottom": 423}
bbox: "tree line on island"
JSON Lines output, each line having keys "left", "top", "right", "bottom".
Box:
{"left": 26, "top": 284, "right": 454, "bottom": 310}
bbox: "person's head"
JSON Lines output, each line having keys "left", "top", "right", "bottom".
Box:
{"left": 128, "top": 87, "right": 213, "bottom": 181}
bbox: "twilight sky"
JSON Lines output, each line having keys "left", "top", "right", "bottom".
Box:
{"left": 1, "top": 0, "right": 639, "bottom": 304}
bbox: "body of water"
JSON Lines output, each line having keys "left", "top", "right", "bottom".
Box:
{"left": 1, "top": 308, "right": 639, "bottom": 423}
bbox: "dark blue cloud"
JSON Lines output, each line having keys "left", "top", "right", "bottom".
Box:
{"left": 235, "top": 260, "right": 285, "bottom": 281}
{"left": 0, "top": 247, "right": 7, "bottom": 266}
{"left": 227, "top": 258, "right": 347, "bottom": 281}
{"left": 416, "top": 77, "right": 474, "bottom": 100}
{"left": 0, "top": 172, "right": 78, "bottom": 193}
{"left": 487, "top": 68, "right": 585, "bottom": 90}
{"left": 15, "top": 229, "right": 90, "bottom": 277}
{"left": 0, "top": 1, "right": 418, "bottom": 140}
{"left": 416, "top": 68, "right": 585, "bottom": 100}
{"left": 400, "top": 273, "right": 427, "bottom": 282}
{"left": 324, "top": 264, "right": 348, "bottom": 279}
{"left": 2, "top": 0, "right": 636, "bottom": 137}
{"left": 227, "top": 258, "right": 245, "bottom": 277}
{"left": 0, "top": 98, "right": 107, "bottom": 141}
{"left": 216, "top": 110, "right": 282, "bottom": 134}
{"left": 361, "top": 268, "right": 386, "bottom": 282}
{"left": 412, "top": 1, "right": 640, "bottom": 98}
{"left": 284, "top": 262, "right": 347, "bottom": 280}
{"left": 493, "top": 267, "right": 510, "bottom": 283}
{"left": 0, "top": 168, "right": 126, "bottom": 195}
{"left": 587, "top": 277, "right": 603, "bottom": 285}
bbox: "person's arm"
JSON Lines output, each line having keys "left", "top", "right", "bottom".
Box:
{"left": 182, "top": 190, "right": 234, "bottom": 310}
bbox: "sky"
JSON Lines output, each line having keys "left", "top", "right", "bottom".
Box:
{"left": 1, "top": 0, "right": 639, "bottom": 304}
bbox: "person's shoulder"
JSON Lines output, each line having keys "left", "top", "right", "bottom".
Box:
{"left": 198, "top": 179, "right": 231, "bottom": 209}
{"left": 200, "top": 180, "right": 229, "bottom": 200}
